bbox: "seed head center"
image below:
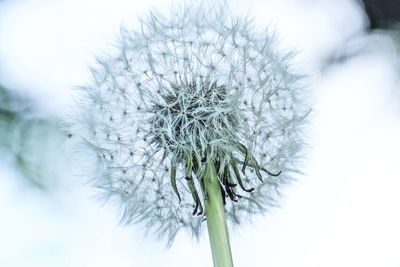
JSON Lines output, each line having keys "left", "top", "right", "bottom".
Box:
{"left": 149, "top": 81, "right": 239, "bottom": 150}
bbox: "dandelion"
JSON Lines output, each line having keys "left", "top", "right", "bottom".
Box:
{"left": 71, "top": 3, "right": 309, "bottom": 266}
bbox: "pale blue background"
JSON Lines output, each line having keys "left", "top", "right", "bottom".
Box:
{"left": 0, "top": 0, "right": 399, "bottom": 266}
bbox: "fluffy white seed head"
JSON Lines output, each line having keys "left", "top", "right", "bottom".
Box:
{"left": 71, "top": 3, "right": 309, "bottom": 244}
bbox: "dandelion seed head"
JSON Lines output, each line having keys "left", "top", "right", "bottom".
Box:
{"left": 70, "top": 3, "right": 309, "bottom": 245}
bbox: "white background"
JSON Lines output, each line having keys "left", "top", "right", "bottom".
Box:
{"left": 0, "top": 0, "right": 399, "bottom": 266}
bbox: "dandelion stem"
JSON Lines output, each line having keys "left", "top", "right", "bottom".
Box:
{"left": 204, "top": 160, "right": 234, "bottom": 267}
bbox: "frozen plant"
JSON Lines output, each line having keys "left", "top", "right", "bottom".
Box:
{"left": 70, "top": 3, "right": 309, "bottom": 266}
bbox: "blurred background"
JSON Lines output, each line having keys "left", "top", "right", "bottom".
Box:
{"left": 0, "top": 0, "right": 399, "bottom": 266}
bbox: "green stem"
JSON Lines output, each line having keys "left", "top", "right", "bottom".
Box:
{"left": 204, "top": 160, "right": 234, "bottom": 267}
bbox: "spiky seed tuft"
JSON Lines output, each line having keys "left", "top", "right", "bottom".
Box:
{"left": 70, "top": 3, "right": 309, "bottom": 245}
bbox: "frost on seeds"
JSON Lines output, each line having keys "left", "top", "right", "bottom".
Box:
{"left": 71, "top": 4, "right": 309, "bottom": 244}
